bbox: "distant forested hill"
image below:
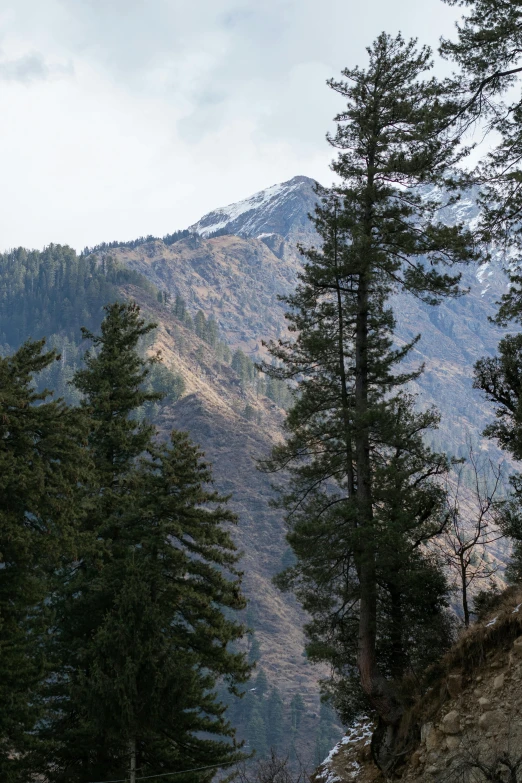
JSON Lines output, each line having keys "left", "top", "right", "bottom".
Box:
{"left": 0, "top": 245, "right": 189, "bottom": 405}
{"left": 0, "top": 244, "right": 154, "bottom": 350}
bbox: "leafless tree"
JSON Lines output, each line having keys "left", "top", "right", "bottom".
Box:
{"left": 433, "top": 440, "right": 506, "bottom": 627}
{"left": 234, "top": 751, "right": 310, "bottom": 783}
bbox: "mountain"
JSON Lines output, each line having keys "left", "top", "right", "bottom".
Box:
{"left": 105, "top": 178, "right": 509, "bottom": 451}
{"left": 1, "top": 175, "right": 516, "bottom": 763}
{"left": 181, "top": 179, "right": 511, "bottom": 458}
{"left": 189, "top": 175, "right": 319, "bottom": 247}
{"left": 92, "top": 175, "right": 515, "bottom": 660}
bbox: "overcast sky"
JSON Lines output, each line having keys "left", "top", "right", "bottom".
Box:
{"left": 0, "top": 0, "right": 462, "bottom": 251}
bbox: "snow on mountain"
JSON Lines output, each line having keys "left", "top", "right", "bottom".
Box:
{"left": 190, "top": 175, "right": 319, "bottom": 246}
{"left": 191, "top": 181, "right": 293, "bottom": 235}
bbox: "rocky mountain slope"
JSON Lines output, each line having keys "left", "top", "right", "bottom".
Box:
{"left": 103, "top": 232, "right": 301, "bottom": 357}
{"left": 114, "top": 284, "right": 337, "bottom": 761}
{"left": 118, "top": 284, "right": 311, "bottom": 682}
{"left": 189, "top": 175, "right": 319, "bottom": 246}
{"left": 107, "top": 175, "right": 512, "bottom": 457}
{"left": 313, "top": 588, "right": 522, "bottom": 782}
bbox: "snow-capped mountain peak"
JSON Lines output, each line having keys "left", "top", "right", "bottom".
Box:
{"left": 189, "top": 175, "right": 319, "bottom": 245}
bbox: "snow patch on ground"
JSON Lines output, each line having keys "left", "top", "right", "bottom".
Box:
{"left": 316, "top": 719, "right": 372, "bottom": 783}
{"left": 453, "top": 197, "right": 476, "bottom": 224}
{"left": 476, "top": 262, "right": 490, "bottom": 283}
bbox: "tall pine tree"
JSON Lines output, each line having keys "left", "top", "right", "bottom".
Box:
{"left": 473, "top": 280, "right": 522, "bottom": 585}
{"left": 444, "top": 0, "right": 522, "bottom": 591}
{"left": 441, "top": 0, "right": 522, "bottom": 245}
{"left": 0, "top": 340, "right": 87, "bottom": 782}
{"left": 263, "top": 34, "right": 479, "bottom": 770}
{"left": 40, "top": 303, "right": 249, "bottom": 783}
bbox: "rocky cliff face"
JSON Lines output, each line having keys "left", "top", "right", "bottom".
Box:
{"left": 313, "top": 589, "right": 522, "bottom": 782}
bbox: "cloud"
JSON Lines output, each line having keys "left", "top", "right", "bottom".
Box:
{"left": 0, "top": 51, "right": 73, "bottom": 83}
{"left": 0, "top": 0, "right": 463, "bottom": 251}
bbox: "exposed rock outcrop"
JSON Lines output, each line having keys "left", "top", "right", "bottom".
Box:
{"left": 313, "top": 590, "right": 522, "bottom": 782}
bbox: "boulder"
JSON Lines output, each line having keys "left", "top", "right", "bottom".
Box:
{"left": 445, "top": 735, "right": 460, "bottom": 752}
{"left": 478, "top": 710, "right": 503, "bottom": 732}
{"left": 421, "top": 723, "right": 433, "bottom": 745}
{"left": 512, "top": 637, "right": 522, "bottom": 656}
{"left": 426, "top": 727, "right": 444, "bottom": 752}
{"left": 441, "top": 710, "right": 461, "bottom": 735}
{"left": 478, "top": 696, "right": 491, "bottom": 709}
{"left": 493, "top": 672, "right": 505, "bottom": 690}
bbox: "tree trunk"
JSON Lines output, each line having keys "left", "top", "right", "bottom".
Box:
{"left": 333, "top": 210, "right": 356, "bottom": 498}
{"left": 354, "top": 267, "right": 379, "bottom": 703}
{"left": 129, "top": 737, "right": 136, "bottom": 783}
{"left": 354, "top": 269, "right": 402, "bottom": 749}
{"left": 354, "top": 165, "right": 403, "bottom": 769}
{"left": 460, "top": 555, "right": 470, "bottom": 627}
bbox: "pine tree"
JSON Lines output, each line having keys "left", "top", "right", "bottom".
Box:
{"left": 440, "top": 0, "right": 522, "bottom": 107}
{"left": 195, "top": 310, "right": 207, "bottom": 340}
{"left": 263, "top": 33, "right": 479, "bottom": 769}
{"left": 473, "top": 283, "right": 522, "bottom": 582}
{"left": 232, "top": 349, "right": 256, "bottom": 386}
{"left": 254, "top": 669, "right": 269, "bottom": 698}
{"left": 290, "top": 694, "right": 305, "bottom": 732}
{"left": 145, "top": 362, "right": 186, "bottom": 408}
{"left": 0, "top": 340, "right": 87, "bottom": 780}
{"left": 247, "top": 705, "right": 268, "bottom": 759}
{"left": 248, "top": 635, "right": 261, "bottom": 665}
{"left": 266, "top": 689, "right": 284, "bottom": 753}
{"left": 41, "top": 303, "right": 249, "bottom": 783}
{"left": 440, "top": 1, "right": 522, "bottom": 245}
{"left": 206, "top": 316, "right": 219, "bottom": 349}
{"left": 174, "top": 293, "right": 187, "bottom": 321}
